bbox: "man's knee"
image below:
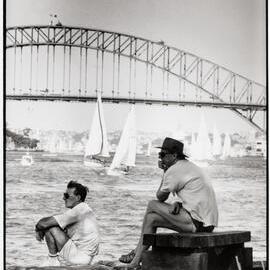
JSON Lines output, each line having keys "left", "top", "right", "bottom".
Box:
{"left": 147, "top": 200, "right": 159, "bottom": 212}
{"left": 48, "top": 226, "right": 63, "bottom": 234}
{"left": 146, "top": 212, "right": 160, "bottom": 227}
{"left": 45, "top": 226, "right": 69, "bottom": 251}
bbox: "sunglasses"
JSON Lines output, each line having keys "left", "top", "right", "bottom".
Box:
{"left": 63, "top": 192, "right": 71, "bottom": 199}
{"left": 158, "top": 151, "right": 171, "bottom": 158}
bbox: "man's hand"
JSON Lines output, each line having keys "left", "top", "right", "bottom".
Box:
{"left": 169, "top": 202, "right": 182, "bottom": 215}
{"left": 158, "top": 160, "right": 168, "bottom": 172}
{"left": 35, "top": 230, "right": 45, "bottom": 242}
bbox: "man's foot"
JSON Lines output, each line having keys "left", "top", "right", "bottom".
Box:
{"left": 119, "top": 249, "right": 136, "bottom": 263}
{"left": 97, "top": 260, "right": 118, "bottom": 267}
{"left": 40, "top": 255, "right": 60, "bottom": 267}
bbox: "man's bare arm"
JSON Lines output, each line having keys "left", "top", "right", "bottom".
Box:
{"left": 156, "top": 176, "right": 170, "bottom": 202}
{"left": 35, "top": 216, "right": 59, "bottom": 231}
{"left": 156, "top": 189, "right": 170, "bottom": 202}
{"left": 35, "top": 230, "right": 45, "bottom": 242}
{"left": 156, "top": 162, "right": 170, "bottom": 201}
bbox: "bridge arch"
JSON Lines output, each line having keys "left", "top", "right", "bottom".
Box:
{"left": 6, "top": 25, "right": 266, "bottom": 131}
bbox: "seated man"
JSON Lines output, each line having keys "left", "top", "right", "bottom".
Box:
{"left": 117, "top": 137, "right": 218, "bottom": 269}
{"left": 35, "top": 180, "right": 100, "bottom": 266}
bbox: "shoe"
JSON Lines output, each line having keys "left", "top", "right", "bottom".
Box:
{"left": 40, "top": 255, "right": 60, "bottom": 267}
{"left": 119, "top": 250, "right": 136, "bottom": 263}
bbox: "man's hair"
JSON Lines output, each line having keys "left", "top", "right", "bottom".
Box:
{"left": 67, "top": 181, "right": 89, "bottom": 202}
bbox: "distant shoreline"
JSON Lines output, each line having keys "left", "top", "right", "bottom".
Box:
{"left": 5, "top": 149, "right": 45, "bottom": 152}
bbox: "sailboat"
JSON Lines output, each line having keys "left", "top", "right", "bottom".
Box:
{"left": 107, "top": 105, "right": 137, "bottom": 175}
{"left": 84, "top": 92, "right": 110, "bottom": 167}
{"left": 221, "top": 132, "right": 232, "bottom": 159}
{"left": 21, "top": 152, "right": 34, "bottom": 166}
{"left": 189, "top": 114, "right": 213, "bottom": 167}
{"left": 212, "top": 125, "right": 222, "bottom": 158}
{"left": 146, "top": 139, "right": 152, "bottom": 157}
{"left": 189, "top": 133, "right": 197, "bottom": 157}
{"left": 43, "top": 134, "right": 58, "bottom": 157}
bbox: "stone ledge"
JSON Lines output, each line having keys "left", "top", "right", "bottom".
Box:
{"left": 143, "top": 231, "right": 251, "bottom": 248}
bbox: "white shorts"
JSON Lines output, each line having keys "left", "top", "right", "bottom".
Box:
{"left": 58, "top": 239, "right": 93, "bottom": 266}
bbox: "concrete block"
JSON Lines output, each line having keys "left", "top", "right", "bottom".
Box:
{"left": 142, "top": 249, "right": 208, "bottom": 270}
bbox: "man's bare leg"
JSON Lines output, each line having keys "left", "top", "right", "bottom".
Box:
{"left": 146, "top": 200, "right": 195, "bottom": 231}
{"left": 127, "top": 200, "right": 195, "bottom": 268}
{"left": 44, "top": 226, "right": 69, "bottom": 254}
{"left": 44, "top": 230, "right": 58, "bottom": 255}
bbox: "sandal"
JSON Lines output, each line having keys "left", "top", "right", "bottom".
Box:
{"left": 97, "top": 260, "right": 118, "bottom": 267}
{"left": 119, "top": 249, "right": 136, "bottom": 263}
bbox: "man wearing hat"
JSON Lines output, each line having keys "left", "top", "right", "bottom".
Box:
{"left": 116, "top": 137, "right": 218, "bottom": 270}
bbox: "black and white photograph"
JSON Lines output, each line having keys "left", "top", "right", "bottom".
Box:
{"left": 5, "top": 0, "right": 267, "bottom": 269}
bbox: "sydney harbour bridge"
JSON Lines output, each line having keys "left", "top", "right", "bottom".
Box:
{"left": 6, "top": 25, "right": 267, "bottom": 132}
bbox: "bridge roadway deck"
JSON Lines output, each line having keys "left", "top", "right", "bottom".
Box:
{"left": 6, "top": 95, "right": 266, "bottom": 111}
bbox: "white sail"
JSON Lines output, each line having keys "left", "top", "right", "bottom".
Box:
{"left": 122, "top": 125, "right": 137, "bottom": 167}
{"left": 212, "top": 125, "right": 222, "bottom": 157}
{"left": 68, "top": 139, "right": 73, "bottom": 152}
{"left": 189, "top": 133, "right": 197, "bottom": 157}
{"left": 108, "top": 105, "right": 136, "bottom": 173}
{"left": 84, "top": 92, "right": 110, "bottom": 158}
{"left": 48, "top": 134, "right": 57, "bottom": 153}
{"left": 44, "top": 134, "right": 58, "bottom": 156}
{"left": 192, "top": 114, "right": 213, "bottom": 160}
{"left": 57, "top": 139, "right": 66, "bottom": 153}
{"left": 146, "top": 140, "right": 152, "bottom": 157}
{"left": 221, "top": 132, "right": 232, "bottom": 159}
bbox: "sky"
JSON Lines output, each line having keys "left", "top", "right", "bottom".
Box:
{"left": 5, "top": 0, "right": 267, "bottom": 134}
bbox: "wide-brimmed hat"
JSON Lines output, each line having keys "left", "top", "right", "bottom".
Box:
{"left": 156, "top": 137, "right": 188, "bottom": 157}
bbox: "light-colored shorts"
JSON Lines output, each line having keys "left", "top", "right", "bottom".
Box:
{"left": 58, "top": 239, "right": 93, "bottom": 266}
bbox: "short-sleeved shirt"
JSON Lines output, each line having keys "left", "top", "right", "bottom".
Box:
{"left": 54, "top": 202, "right": 100, "bottom": 256}
{"left": 160, "top": 160, "right": 218, "bottom": 227}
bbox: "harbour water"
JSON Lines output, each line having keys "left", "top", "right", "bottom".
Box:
{"left": 5, "top": 152, "right": 266, "bottom": 267}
